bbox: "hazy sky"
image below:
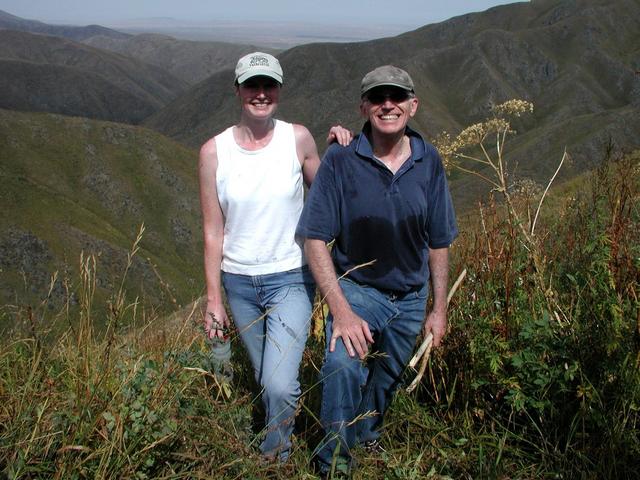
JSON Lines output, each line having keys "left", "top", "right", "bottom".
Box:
{"left": 1, "top": 1, "right": 524, "bottom": 28}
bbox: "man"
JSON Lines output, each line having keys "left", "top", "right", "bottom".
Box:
{"left": 296, "top": 65, "right": 458, "bottom": 475}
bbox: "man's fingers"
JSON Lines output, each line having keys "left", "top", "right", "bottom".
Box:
{"left": 362, "top": 321, "right": 374, "bottom": 344}
{"left": 332, "top": 329, "right": 358, "bottom": 357}
{"left": 331, "top": 317, "right": 373, "bottom": 358}
{"left": 329, "top": 335, "right": 337, "bottom": 353}
{"left": 343, "top": 336, "right": 356, "bottom": 357}
{"left": 354, "top": 330, "right": 369, "bottom": 359}
{"left": 425, "top": 322, "right": 444, "bottom": 347}
{"left": 348, "top": 328, "right": 369, "bottom": 359}
{"left": 351, "top": 336, "right": 365, "bottom": 359}
{"left": 432, "top": 329, "right": 444, "bottom": 347}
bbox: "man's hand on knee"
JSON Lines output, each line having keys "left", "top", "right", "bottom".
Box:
{"left": 330, "top": 310, "right": 374, "bottom": 359}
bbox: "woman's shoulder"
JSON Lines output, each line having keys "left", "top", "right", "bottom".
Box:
{"left": 200, "top": 135, "right": 219, "bottom": 159}
{"left": 272, "top": 120, "right": 308, "bottom": 152}
{"left": 291, "top": 123, "right": 313, "bottom": 143}
{"left": 201, "top": 125, "right": 237, "bottom": 156}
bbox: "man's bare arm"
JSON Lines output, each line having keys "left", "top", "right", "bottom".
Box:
{"left": 305, "top": 239, "right": 373, "bottom": 359}
{"left": 423, "top": 247, "right": 449, "bottom": 347}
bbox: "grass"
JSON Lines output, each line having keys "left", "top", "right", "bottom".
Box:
{"left": 1, "top": 111, "right": 638, "bottom": 478}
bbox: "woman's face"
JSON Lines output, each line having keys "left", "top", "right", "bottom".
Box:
{"left": 237, "top": 76, "right": 281, "bottom": 121}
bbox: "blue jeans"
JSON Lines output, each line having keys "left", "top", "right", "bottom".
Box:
{"left": 222, "top": 265, "right": 315, "bottom": 461}
{"left": 316, "top": 278, "right": 428, "bottom": 471}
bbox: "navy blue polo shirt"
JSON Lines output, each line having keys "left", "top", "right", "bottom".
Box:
{"left": 296, "top": 123, "right": 458, "bottom": 293}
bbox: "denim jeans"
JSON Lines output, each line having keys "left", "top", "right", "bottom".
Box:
{"left": 222, "top": 265, "right": 315, "bottom": 461}
{"left": 316, "top": 277, "right": 428, "bottom": 471}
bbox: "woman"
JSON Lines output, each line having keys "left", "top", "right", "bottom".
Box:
{"left": 199, "top": 52, "right": 347, "bottom": 462}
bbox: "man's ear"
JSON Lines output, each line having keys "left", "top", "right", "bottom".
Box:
{"left": 409, "top": 96, "right": 419, "bottom": 118}
{"left": 359, "top": 100, "right": 368, "bottom": 118}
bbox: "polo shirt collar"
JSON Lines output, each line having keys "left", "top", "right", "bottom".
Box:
{"left": 354, "top": 122, "right": 426, "bottom": 163}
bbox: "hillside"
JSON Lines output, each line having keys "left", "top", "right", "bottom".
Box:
{"left": 0, "top": 146, "right": 637, "bottom": 479}
{"left": 0, "top": 8, "right": 129, "bottom": 41}
{"left": 145, "top": 0, "right": 640, "bottom": 205}
{"left": 0, "top": 30, "right": 188, "bottom": 123}
{"left": 0, "top": 59, "right": 161, "bottom": 123}
{"left": 0, "top": 109, "right": 202, "bottom": 320}
{"left": 83, "top": 33, "right": 277, "bottom": 85}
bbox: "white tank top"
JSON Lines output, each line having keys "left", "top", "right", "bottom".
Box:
{"left": 215, "top": 120, "right": 306, "bottom": 275}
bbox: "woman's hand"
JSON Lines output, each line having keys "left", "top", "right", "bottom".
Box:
{"left": 326, "top": 125, "right": 354, "bottom": 146}
{"left": 204, "top": 301, "right": 230, "bottom": 339}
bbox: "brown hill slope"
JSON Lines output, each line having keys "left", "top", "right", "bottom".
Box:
{"left": 145, "top": 0, "right": 640, "bottom": 204}
{"left": 0, "top": 30, "right": 188, "bottom": 123}
{"left": 83, "top": 33, "right": 277, "bottom": 85}
{"left": 0, "top": 9, "right": 130, "bottom": 41}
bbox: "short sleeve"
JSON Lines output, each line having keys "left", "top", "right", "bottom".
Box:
{"left": 426, "top": 149, "right": 458, "bottom": 248}
{"left": 296, "top": 147, "right": 342, "bottom": 242}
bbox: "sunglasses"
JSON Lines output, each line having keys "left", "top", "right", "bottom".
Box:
{"left": 241, "top": 77, "right": 280, "bottom": 90}
{"left": 365, "top": 90, "right": 413, "bottom": 105}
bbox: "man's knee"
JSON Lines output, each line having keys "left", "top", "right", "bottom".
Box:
{"left": 321, "top": 344, "right": 364, "bottom": 383}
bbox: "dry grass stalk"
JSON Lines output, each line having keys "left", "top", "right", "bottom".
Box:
{"left": 408, "top": 332, "right": 433, "bottom": 370}
{"left": 436, "top": 100, "right": 569, "bottom": 324}
{"left": 406, "top": 268, "right": 467, "bottom": 392}
{"left": 406, "top": 337, "right": 433, "bottom": 393}
{"left": 447, "top": 268, "right": 468, "bottom": 304}
{"left": 531, "top": 149, "right": 568, "bottom": 235}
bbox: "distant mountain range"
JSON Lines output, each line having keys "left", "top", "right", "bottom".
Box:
{"left": 82, "top": 33, "right": 276, "bottom": 85}
{"left": 0, "top": 8, "right": 278, "bottom": 86}
{"left": 106, "top": 18, "right": 417, "bottom": 49}
{"left": 0, "top": 9, "right": 129, "bottom": 41}
{"left": 0, "top": 30, "right": 188, "bottom": 123}
{"left": 146, "top": 0, "right": 639, "bottom": 202}
{"left": 0, "top": 0, "right": 638, "bottom": 316}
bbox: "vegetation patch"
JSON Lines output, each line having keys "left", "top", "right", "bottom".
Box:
{"left": 1, "top": 106, "right": 638, "bottom": 479}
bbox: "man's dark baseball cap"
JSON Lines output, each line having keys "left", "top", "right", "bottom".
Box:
{"left": 360, "top": 65, "right": 415, "bottom": 97}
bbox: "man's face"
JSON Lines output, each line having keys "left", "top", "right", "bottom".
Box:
{"left": 360, "top": 86, "right": 418, "bottom": 135}
{"left": 236, "top": 75, "right": 281, "bottom": 120}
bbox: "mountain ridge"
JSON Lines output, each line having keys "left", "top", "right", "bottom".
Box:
{"left": 0, "top": 8, "right": 130, "bottom": 41}
{"left": 82, "top": 33, "right": 278, "bottom": 85}
{"left": 145, "top": 0, "right": 639, "bottom": 204}
{"left": 0, "top": 30, "right": 188, "bottom": 123}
